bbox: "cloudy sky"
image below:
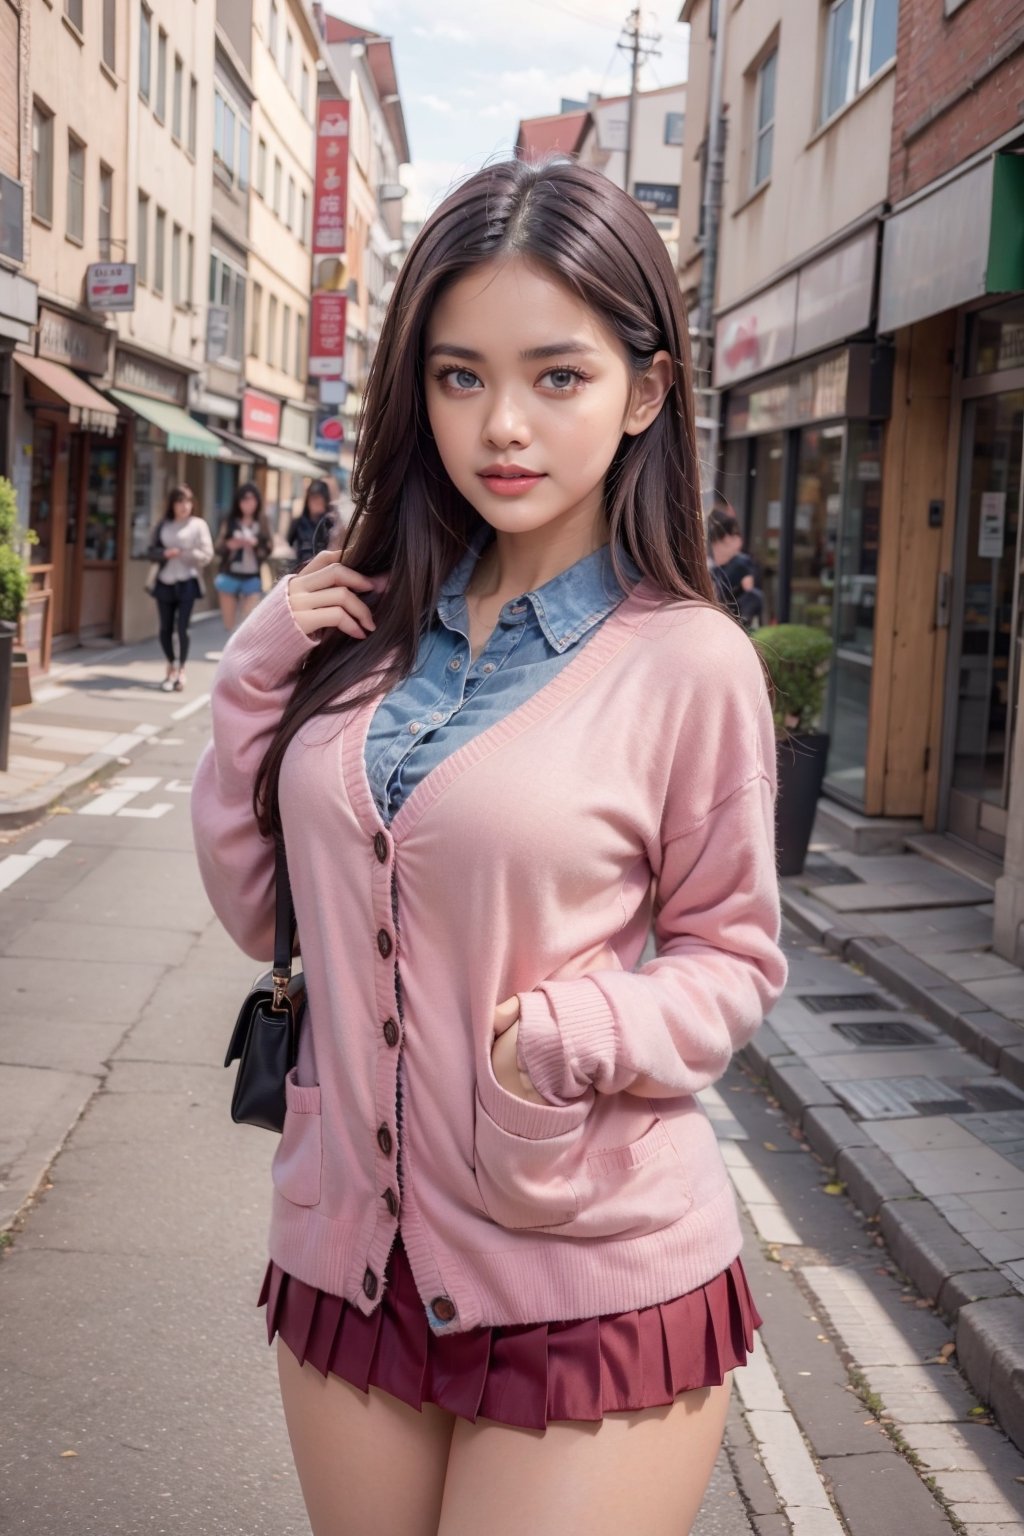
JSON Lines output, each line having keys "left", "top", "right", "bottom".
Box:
{"left": 326, "top": 1, "right": 691, "bottom": 220}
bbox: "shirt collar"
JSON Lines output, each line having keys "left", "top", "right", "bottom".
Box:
{"left": 439, "top": 523, "right": 643, "bottom": 654}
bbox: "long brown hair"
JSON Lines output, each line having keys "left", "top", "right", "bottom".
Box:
{"left": 254, "top": 154, "right": 716, "bottom": 838}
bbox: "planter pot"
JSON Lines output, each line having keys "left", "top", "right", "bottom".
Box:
{"left": 0, "top": 618, "right": 16, "bottom": 774}
{"left": 775, "top": 731, "right": 830, "bottom": 877}
{"left": 11, "top": 649, "right": 31, "bottom": 707}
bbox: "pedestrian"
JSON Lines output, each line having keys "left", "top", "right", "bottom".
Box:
{"left": 147, "top": 484, "right": 213, "bottom": 693}
{"left": 191, "top": 156, "right": 788, "bottom": 1536}
{"left": 287, "top": 478, "right": 332, "bottom": 570}
{"left": 213, "top": 481, "right": 273, "bottom": 633}
{"left": 708, "top": 506, "right": 764, "bottom": 629}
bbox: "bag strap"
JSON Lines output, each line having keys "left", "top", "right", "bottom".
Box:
{"left": 271, "top": 835, "right": 297, "bottom": 1011}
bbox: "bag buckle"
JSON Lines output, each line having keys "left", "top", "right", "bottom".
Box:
{"left": 271, "top": 969, "right": 290, "bottom": 1011}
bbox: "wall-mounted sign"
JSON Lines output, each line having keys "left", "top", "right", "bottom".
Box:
{"left": 633, "top": 182, "right": 679, "bottom": 212}
{"left": 37, "top": 306, "right": 110, "bottom": 375}
{"left": 315, "top": 407, "right": 344, "bottom": 456}
{"left": 113, "top": 347, "right": 187, "bottom": 403}
{"left": 312, "top": 100, "right": 350, "bottom": 256}
{"left": 86, "top": 262, "right": 137, "bottom": 312}
{"left": 241, "top": 388, "right": 281, "bottom": 444}
{"left": 310, "top": 292, "right": 347, "bottom": 377}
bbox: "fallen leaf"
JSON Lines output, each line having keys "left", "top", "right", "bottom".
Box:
{"left": 763, "top": 1142, "right": 779, "bottom": 1151}
{"left": 60, "top": 1450, "right": 78, "bottom": 1458}
{"left": 938, "top": 1342, "right": 955, "bottom": 1361}
{"left": 822, "top": 1182, "right": 845, "bottom": 1196}
{"left": 914, "top": 1299, "right": 935, "bottom": 1309}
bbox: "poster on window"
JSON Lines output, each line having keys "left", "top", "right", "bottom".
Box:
{"left": 978, "top": 492, "right": 1006, "bottom": 559}
{"left": 312, "top": 100, "right": 350, "bottom": 257}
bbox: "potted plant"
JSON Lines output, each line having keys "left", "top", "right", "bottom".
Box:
{"left": 751, "top": 623, "right": 833, "bottom": 876}
{"left": 0, "top": 475, "right": 30, "bottom": 771}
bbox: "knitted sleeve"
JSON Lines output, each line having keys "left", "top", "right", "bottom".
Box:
{"left": 514, "top": 639, "right": 788, "bottom": 1102}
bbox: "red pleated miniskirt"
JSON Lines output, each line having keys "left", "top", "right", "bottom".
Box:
{"left": 258, "top": 1231, "right": 763, "bottom": 1431}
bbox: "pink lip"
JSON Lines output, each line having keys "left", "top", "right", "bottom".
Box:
{"left": 478, "top": 472, "right": 546, "bottom": 496}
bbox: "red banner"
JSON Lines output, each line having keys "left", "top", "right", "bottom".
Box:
{"left": 241, "top": 389, "right": 281, "bottom": 444}
{"left": 309, "top": 292, "right": 347, "bottom": 377}
{"left": 312, "top": 100, "right": 349, "bottom": 257}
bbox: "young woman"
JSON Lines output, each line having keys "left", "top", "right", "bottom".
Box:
{"left": 287, "top": 478, "right": 333, "bottom": 570}
{"left": 148, "top": 484, "right": 214, "bottom": 693}
{"left": 214, "top": 481, "right": 274, "bottom": 632}
{"left": 191, "top": 157, "right": 788, "bottom": 1536}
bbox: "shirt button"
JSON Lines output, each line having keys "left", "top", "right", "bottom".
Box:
{"left": 382, "top": 1017, "right": 399, "bottom": 1047}
{"left": 482, "top": 663, "right": 495, "bottom": 674}
{"left": 376, "top": 929, "right": 393, "bottom": 957}
{"left": 377, "top": 1123, "right": 393, "bottom": 1156}
{"left": 408, "top": 720, "right": 421, "bottom": 734}
{"left": 448, "top": 657, "right": 462, "bottom": 671}
{"left": 431, "top": 711, "right": 443, "bottom": 721}
{"left": 363, "top": 1267, "right": 378, "bottom": 1300}
{"left": 373, "top": 831, "right": 388, "bottom": 862}
{"left": 382, "top": 1187, "right": 399, "bottom": 1217}
{"left": 430, "top": 1296, "right": 457, "bottom": 1322}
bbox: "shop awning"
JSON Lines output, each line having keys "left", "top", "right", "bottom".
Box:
{"left": 108, "top": 388, "right": 223, "bottom": 458}
{"left": 16, "top": 353, "right": 119, "bottom": 434}
{"left": 209, "top": 426, "right": 328, "bottom": 480}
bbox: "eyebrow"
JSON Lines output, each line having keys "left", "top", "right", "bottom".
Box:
{"left": 424, "top": 340, "right": 599, "bottom": 363}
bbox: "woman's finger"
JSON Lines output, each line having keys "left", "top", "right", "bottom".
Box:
{"left": 294, "top": 585, "right": 376, "bottom": 630}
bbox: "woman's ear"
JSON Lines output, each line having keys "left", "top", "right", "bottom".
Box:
{"left": 623, "top": 350, "right": 674, "bottom": 437}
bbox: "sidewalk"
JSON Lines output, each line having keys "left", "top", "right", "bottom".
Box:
{"left": 0, "top": 614, "right": 223, "bottom": 830}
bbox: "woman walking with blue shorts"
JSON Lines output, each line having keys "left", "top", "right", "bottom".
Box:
{"left": 214, "top": 481, "right": 273, "bottom": 632}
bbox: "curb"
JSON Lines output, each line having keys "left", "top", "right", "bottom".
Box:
{"left": 779, "top": 880, "right": 1024, "bottom": 1090}
{"left": 741, "top": 1026, "right": 1024, "bottom": 1455}
{"left": 0, "top": 748, "right": 130, "bottom": 831}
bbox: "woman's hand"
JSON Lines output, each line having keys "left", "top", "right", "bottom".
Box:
{"left": 490, "top": 996, "right": 546, "bottom": 1104}
{"left": 162, "top": 548, "right": 177, "bottom": 560}
{"left": 287, "top": 550, "right": 388, "bottom": 640}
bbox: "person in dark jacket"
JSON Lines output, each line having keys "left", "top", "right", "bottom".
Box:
{"left": 708, "top": 507, "right": 763, "bottom": 629}
{"left": 286, "top": 480, "right": 332, "bottom": 570}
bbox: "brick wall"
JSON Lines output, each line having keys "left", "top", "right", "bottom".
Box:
{"left": 891, "top": 0, "right": 1024, "bottom": 202}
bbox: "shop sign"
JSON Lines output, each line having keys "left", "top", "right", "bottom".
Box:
{"left": 312, "top": 100, "right": 350, "bottom": 256}
{"left": 37, "top": 305, "right": 109, "bottom": 375}
{"left": 310, "top": 292, "right": 347, "bottom": 376}
{"left": 714, "top": 276, "right": 797, "bottom": 388}
{"left": 241, "top": 388, "right": 281, "bottom": 444}
{"left": 726, "top": 350, "right": 851, "bottom": 436}
{"left": 113, "top": 348, "right": 186, "bottom": 404}
{"left": 280, "top": 401, "right": 313, "bottom": 450}
{"left": 315, "top": 407, "right": 344, "bottom": 456}
{"left": 997, "top": 323, "right": 1024, "bottom": 372}
{"left": 633, "top": 182, "right": 679, "bottom": 212}
{"left": 86, "top": 262, "right": 137, "bottom": 312}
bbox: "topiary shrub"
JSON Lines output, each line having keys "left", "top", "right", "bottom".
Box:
{"left": 0, "top": 476, "right": 29, "bottom": 627}
{"left": 752, "top": 624, "right": 833, "bottom": 735}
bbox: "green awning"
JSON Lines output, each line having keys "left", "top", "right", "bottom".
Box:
{"left": 108, "top": 389, "right": 223, "bottom": 458}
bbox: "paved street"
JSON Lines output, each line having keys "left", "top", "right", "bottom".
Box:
{"left": 2, "top": 621, "right": 1024, "bottom": 1534}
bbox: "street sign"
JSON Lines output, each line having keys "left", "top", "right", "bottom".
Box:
{"left": 309, "top": 292, "right": 347, "bottom": 376}
{"left": 86, "top": 262, "right": 137, "bottom": 311}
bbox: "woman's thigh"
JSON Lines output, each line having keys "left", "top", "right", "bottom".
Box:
{"left": 276, "top": 1337, "right": 456, "bottom": 1536}
{"left": 437, "top": 1377, "right": 731, "bottom": 1536}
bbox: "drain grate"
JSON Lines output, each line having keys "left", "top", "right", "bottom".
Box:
{"left": 956, "top": 1081, "right": 1024, "bottom": 1114}
{"left": 798, "top": 991, "right": 892, "bottom": 1014}
{"left": 833, "top": 1078, "right": 973, "bottom": 1119}
{"left": 832, "top": 1017, "right": 933, "bottom": 1047}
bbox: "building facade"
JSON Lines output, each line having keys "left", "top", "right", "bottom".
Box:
{"left": 0, "top": 0, "right": 39, "bottom": 485}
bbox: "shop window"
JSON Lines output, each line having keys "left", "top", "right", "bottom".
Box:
{"left": 967, "top": 298, "right": 1024, "bottom": 378}
{"left": 821, "top": 0, "right": 898, "bottom": 124}
{"left": 85, "top": 443, "right": 120, "bottom": 562}
{"left": 32, "top": 102, "right": 54, "bottom": 225}
{"left": 792, "top": 423, "right": 843, "bottom": 633}
{"left": 747, "top": 432, "right": 786, "bottom": 626}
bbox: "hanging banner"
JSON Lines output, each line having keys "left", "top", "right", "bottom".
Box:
{"left": 310, "top": 292, "right": 347, "bottom": 377}
{"left": 312, "top": 100, "right": 349, "bottom": 257}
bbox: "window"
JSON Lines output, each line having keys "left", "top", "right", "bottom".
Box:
{"left": 32, "top": 102, "right": 54, "bottom": 224}
{"left": 821, "top": 0, "right": 898, "bottom": 123}
{"left": 66, "top": 134, "right": 85, "bottom": 244}
{"left": 187, "top": 234, "right": 194, "bottom": 309}
{"left": 64, "top": 0, "right": 83, "bottom": 33}
{"left": 188, "top": 75, "right": 197, "bottom": 155}
{"left": 209, "top": 254, "right": 247, "bottom": 361}
{"left": 172, "top": 55, "right": 183, "bottom": 140}
{"left": 256, "top": 137, "right": 267, "bottom": 196}
{"left": 301, "top": 63, "right": 310, "bottom": 116}
{"left": 137, "top": 190, "right": 149, "bottom": 283}
{"left": 287, "top": 175, "right": 295, "bottom": 231}
{"left": 171, "top": 222, "right": 182, "bottom": 304}
{"left": 98, "top": 163, "right": 112, "bottom": 259}
{"left": 300, "top": 188, "right": 309, "bottom": 244}
{"left": 154, "top": 206, "right": 166, "bottom": 293}
{"left": 664, "top": 111, "right": 684, "bottom": 146}
{"left": 239, "top": 122, "right": 250, "bottom": 191}
{"left": 284, "top": 29, "right": 294, "bottom": 88}
{"left": 273, "top": 157, "right": 282, "bottom": 216}
{"left": 752, "top": 49, "right": 776, "bottom": 191}
{"left": 214, "top": 90, "right": 236, "bottom": 173}
{"left": 295, "top": 311, "right": 305, "bottom": 378}
{"left": 155, "top": 29, "right": 167, "bottom": 121}
{"left": 282, "top": 304, "right": 291, "bottom": 374}
{"left": 250, "top": 280, "right": 262, "bottom": 356}
{"left": 267, "top": 293, "right": 278, "bottom": 366}
{"left": 102, "top": 0, "right": 116, "bottom": 69}
{"left": 139, "top": 4, "right": 151, "bottom": 102}
{"left": 269, "top": 0, "right": 278, "bottom": 57}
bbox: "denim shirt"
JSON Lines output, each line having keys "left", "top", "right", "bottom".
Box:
{"left": 365, "top": 524, "right": 643, "bottom": 824}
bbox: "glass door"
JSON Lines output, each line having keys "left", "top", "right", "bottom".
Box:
{"left": 945, "top": 390, "right": 1024, "bottom": 856}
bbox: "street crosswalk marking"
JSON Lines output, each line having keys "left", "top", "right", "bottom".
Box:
{"left": 78, "top": 777, "right": 171, "bottom": 819}
{"left": 0, "top": 838, "right": 70, "bottom": 894}
{"left": 170, "top": 693, "right": 211, "bottom": 722}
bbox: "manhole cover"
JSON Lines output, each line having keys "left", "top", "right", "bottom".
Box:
{"left": 833, "top": 1078, "right": 974, "bottom": 1119}
{"left": 957, "top": 1081, "right": 1024, "bottom": 1113}
{"left": 798, "top": 991, "right": 892, "bottom": 1014}
{"left": 832, "top": 1018, "right": 933, "bottom": 1047}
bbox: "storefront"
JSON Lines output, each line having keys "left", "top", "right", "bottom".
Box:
{"left": 213, "top": 389, "right": 327, "bottom": 545}
{"left": 15, "top": 307, "right": 124, "bottom": 656}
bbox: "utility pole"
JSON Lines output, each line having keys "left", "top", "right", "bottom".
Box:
{"left": 618, "top": 7, "right": 661, "bottom": 199}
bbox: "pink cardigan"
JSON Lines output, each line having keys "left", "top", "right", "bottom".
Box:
{"left": 190, "top": 574, "right": 788, "bottom": 1330}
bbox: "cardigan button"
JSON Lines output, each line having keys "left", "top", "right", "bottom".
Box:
{"left": 382, "top": 1017, "right": 399, "bottom": 1047}
{"left": 377, "top": 1123, "right": 393, "bottom": 1156}
{"left": 376, "top": 928, "right": 392, "bottom": 957}
{"left": 382, "top": 1187, "right": 399, "bottom": 1217}
{"left": 363, "top": 1267, "right": 378, "bottom": 1300}
{"left": 430, "top": 1296, "right": 456, "bottom": 1323}
{"left": 373, "top": 831, "right": 388, "bottom": 862}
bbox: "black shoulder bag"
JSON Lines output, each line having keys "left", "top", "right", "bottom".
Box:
{"left": 223, "top": 838, "right": 307, "bottom": 1132}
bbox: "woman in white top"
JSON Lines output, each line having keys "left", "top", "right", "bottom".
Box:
{"left": 147, "top": 484, "right": 214, "bottom": 692}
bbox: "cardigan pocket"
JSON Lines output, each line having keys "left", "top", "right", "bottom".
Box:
{"left": 473, "top": 1057, "right": 693, "bottom": 1238}
{"left": 271, "top": 1068, "right": 323, "bottom": 1207}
